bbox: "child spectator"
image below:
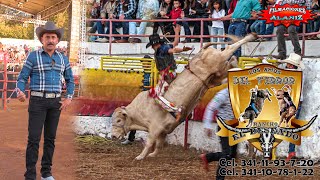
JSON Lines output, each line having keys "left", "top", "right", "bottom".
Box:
{"left": 209, "top": 0, "right": 226, "bottom": 50}
{"left": 168, "top": 0, "right": 183, "bottom": 41}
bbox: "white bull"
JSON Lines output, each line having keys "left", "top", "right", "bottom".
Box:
{"left": 111, "top": 33, "right": 257, "bottom": 160}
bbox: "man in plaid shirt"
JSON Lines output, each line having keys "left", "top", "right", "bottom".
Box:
{"left": 105, "top": 0, "right": 136, "bottom": 43}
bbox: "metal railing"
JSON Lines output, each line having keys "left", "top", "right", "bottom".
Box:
{"left": 87, "top": 16, "right": 320, "bottom": 56}
{"left": 100, "top": 56, "right": 188, "bottom": 89}
{"left": 0, "top": 54, "right": 81, "bottom": 110}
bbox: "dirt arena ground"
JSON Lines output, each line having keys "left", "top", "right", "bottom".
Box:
{"left": 0, "top": 100, "right": 76, "bottom": 180}
{"left": 2, "top": 100, "right": 319, "bottom": 180}
{"left": 76, "top": 136, "right": 320, "bottom": 180}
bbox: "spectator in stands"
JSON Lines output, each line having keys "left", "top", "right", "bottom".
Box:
{"left": 88, "top": 1, "right": 101, "bottom": 42}
{"left": 311, "top": 0, "right": 320, "bottom": 39}
{"left": 90, "top": 1, "right": 101, "bottom": 27}
{"left": 134, "top": 0, "right": 160, "bottom": 43}
{"left": 264, "top": 0, "right": 276, "bottom": 40}
{"left": 95, "top": 0, "right": 118, "bottom": 42}
{"left": 209, "top": 0, "right": 226, "bottom": 50}
{"left": 167, "top": 0, "right": 183, "bottom": 42}
{"left": 250, "top": 0, "right": 268, "bottom": 40}
{"left": 223, "top": 0, "right": 261, "bottom": 58}
{"left": 181, "top": 0, "right": 197, "bottom": 43}
{"left": 98, "top": 0, "right": 136, "bottom": 43}
{"left": 153, "top": 0, "right": 175, "bottom": 42}
{"left": 193, "top": 0, "right": 211, "bottom": 42}
{"left": 273, "top": 0, "right": 302, "bottom": 60}
{"left": 127, "top": 0, "right": 139, "bottom": 43}
{"left": 200, "top": 83, "right": 237, "bottom": 180}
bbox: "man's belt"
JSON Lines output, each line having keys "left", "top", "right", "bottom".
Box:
{"left": 31, "top": 91, "right": 61, "bottom": 98}
{"left": 231, "top": 18, "right": 247, "bottom": 23}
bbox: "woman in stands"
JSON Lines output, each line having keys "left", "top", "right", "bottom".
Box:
{"left": 153, "top": 0, "right": 175, "bottom": 42}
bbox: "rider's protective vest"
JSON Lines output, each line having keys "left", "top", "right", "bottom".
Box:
{"left": 154, "top": 44, "right": 177, "bottom": 71}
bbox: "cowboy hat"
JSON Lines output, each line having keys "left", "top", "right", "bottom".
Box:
{"left": 146, "top": 34, "right": 166, "bottom": 48}
{"left": 281, "top": 53, "right": 305, "bottom": 69}
{"left": 36, "top": 21, "right": 64, "bottom": 42}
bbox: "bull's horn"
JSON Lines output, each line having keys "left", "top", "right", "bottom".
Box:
{"left": 217, "top": 116, "right": 251, "bottom": 133}
{"left": 280, "top": 115, "right": 318, "bottom": 133}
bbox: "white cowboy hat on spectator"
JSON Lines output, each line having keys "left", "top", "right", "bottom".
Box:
{"left": 281, "top": 53, "right": 305, "bottom": 69}
{"left": 36, "top": 21, "right": 64, "bottom": 42}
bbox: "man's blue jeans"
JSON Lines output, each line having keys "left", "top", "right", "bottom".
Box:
{"left": 228, "top": 21, "right": 247, "bottom": 58}
{"left": 250, "top": 20, "right": 266, "bottom": 35}
{"left": 96, "top": 18, "right": 130, "bottom": 40}
{"left": 211, "top": 27, "right": 225, "bottom": 49}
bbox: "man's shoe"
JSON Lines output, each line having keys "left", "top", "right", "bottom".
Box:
{"left": 133, "top": 38, "right": 141, "bottom": 43}
{"left": 113, "top": 39, "right": 129, "bottom": 43}
{"left": 121, "top": 139, "right": 133, "bottom": 145}
{"left": 286, "top": 152, "right": 296, "bottom": 162}
{"left": 181, "top": 39, "right": 191, "bottom": 43}
{"left": 95, "top": 38, "right": 108, "bottom": 43}
{"left": 272, "top": 54, "right": 286, "bottom": 60}
{"left": 41, "top": 176, "right": 55, "bottom": 180}
{"left": 199, "top": 154, "right": 209, "bottom": 172}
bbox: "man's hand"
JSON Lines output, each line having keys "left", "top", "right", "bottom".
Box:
{"left": 59, "top": 98, "right": 72, "bottom": 110}
{"left": 119, "top": 14, "right": 125, "bottom": 20}
{"left": 183, "top": 46, "right": 193, "bottom": 51}
{"left": 108, "top": 13, "right": 114, "bottom": 19}
{"left": 160, "top": 11, "right": 166, "bottom": 16}
{"left": 17, "top": 88, "right": 26, "bottom": 102}
{"left": 204, "top": 128, "right": 213, "bottom": 137}
{"left": 251, "top": 11, "right": 259, "bottom": 19}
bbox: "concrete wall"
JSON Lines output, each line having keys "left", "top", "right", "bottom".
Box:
{"left": 84, "top": 39, "right": 320, "bottom": 57}
{"left": 74, "top": 58, "right": 320, "bottom": 159}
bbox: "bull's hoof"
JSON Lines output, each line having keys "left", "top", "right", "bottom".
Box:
{"left": 147, "top": 152, "right": 157, "bottom": 158}
{"left": 135, "top": 155, "right": 144, "bottom": 160}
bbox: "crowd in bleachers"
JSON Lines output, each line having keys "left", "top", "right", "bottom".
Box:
{"left": 0, "top": 42, "right": 67, "bottom": 71}
{"left": 87, "top": 0, "right": 320, "bottom": 45}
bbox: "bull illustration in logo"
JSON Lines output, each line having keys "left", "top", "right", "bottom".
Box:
{"left": 218, "top": 115, "right": 317, "bottom": 158}
{"left": 271, "top": 85, "right": 296, "bottom": 127}
{"left": 239, "top": 85, "right": 272, "bottom": 127}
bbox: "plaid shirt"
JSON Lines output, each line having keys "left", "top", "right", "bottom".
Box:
{"left": 17, "top": 48, "right": 74, "bottom": 96}
{"left": 203, "top": 88, "right": 235, "bottom": 129}
{"left": 114, "top": 0, "right": 136, "bottom": 18}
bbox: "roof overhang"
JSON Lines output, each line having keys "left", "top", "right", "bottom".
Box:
{"left": 0, "top": 0, "right": 71, "bottom": 19}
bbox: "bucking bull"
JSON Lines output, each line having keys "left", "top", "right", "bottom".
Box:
{"left": 111, "top": 33, "right": 257, "bottom": 160}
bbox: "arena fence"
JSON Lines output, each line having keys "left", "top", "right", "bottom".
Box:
{"left": 87, "top": 16, "right": 320, "bottom": 57}
{"left": 0, "top": 54, "right": 81, "bottom": 111}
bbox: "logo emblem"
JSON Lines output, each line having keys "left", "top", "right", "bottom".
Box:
{"left": 217, "top": 64, "right": 317, "bottom": 158}
{"left": 260, "top": 4, "right": 315, "bottom": 27}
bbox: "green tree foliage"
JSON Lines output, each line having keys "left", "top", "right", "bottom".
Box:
{"left": 49, "top": 11, "right": 70, "bottom": 41}
{"left": 0, "top": 21, "right": 34, "bottom": 39}
{"left": 0, "top": 11, "right": 69, "bottom": 40}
